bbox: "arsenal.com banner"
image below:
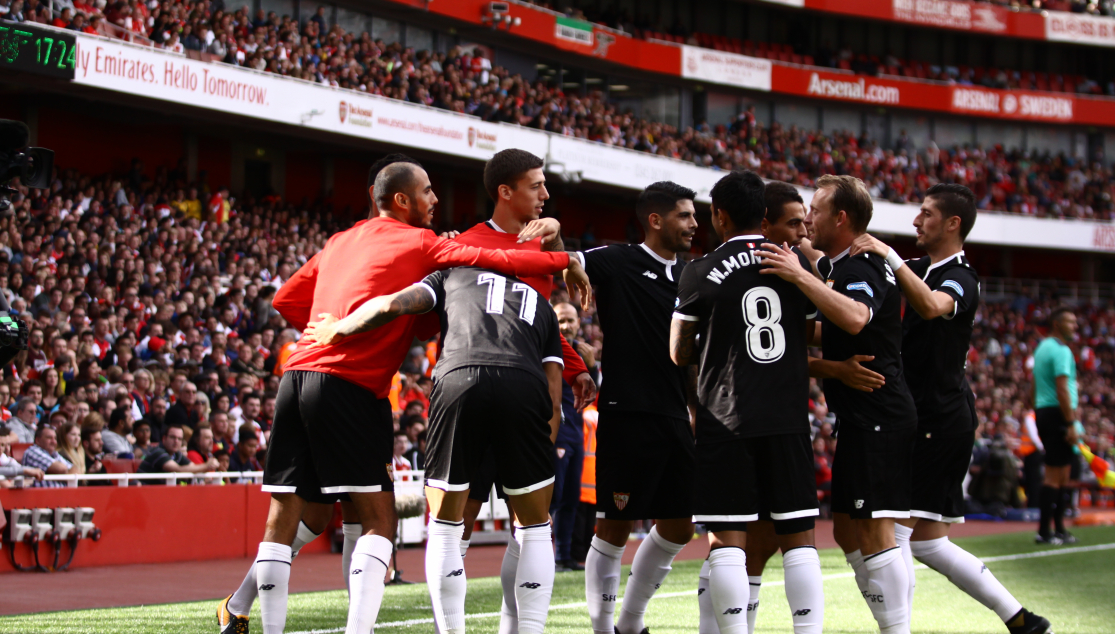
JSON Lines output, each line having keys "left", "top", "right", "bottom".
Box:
{"left": 770, "top": 65, "right": 1115, "bottom": 127}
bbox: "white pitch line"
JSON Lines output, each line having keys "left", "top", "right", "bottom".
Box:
{"left": 288, "top": 541, "right": 1115, "bottom": 634}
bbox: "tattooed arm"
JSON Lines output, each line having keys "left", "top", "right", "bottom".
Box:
{"left": 302, "top": 284, "right": 436, "bottom": 347}
{"left": 669, "top": 317, "right": 700, "bottom": 367}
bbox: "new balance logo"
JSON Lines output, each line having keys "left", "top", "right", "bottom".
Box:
{"left": 519, "top": 582, "right": 541, "bottom": 589}
{"left": 793, "top": 609, "right": 812, "bottom": 616}
{"left": 642, "top": 270, "right": 658, "bottom": 280}
{"left": 722, "top": 608, "right": 743, "bottom": 615}
{"left": 447, "top": 569, "right": 464, "bottom": 577}
{"left": 259, "top": 584, "right": 275, "bottom": 591}
{"left": 654, "top": 583, "right": 661, "bottom": 589}
{"left": 697, "top": 589, "right": 706, "bottom": 596}
{"left": 601, "top": 594, "right": 617, "bottom": 602}
{"left": 352, "top": 569, "right": 363, "bottom": 575}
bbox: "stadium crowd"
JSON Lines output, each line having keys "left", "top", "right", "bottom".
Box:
{"left": 2, "top": 0, "right": 1113, "bottom": 221}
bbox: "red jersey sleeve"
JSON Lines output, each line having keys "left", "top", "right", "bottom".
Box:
{"left": 272, "top": 251, "right": 321, "bottom": 331}
{"left": 560, "top": 335, "right": 588, "bottom": 385}
{"left": 423, "top": 232, "right": 570, "bottom": 277}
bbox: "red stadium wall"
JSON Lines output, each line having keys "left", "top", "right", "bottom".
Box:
{"left": 197, "top": 135, "right": 232, "bottom": 191}
{"left": 37, "top": 108, "right": 184, "bottom": 179}
{"left": 285, "top": 151, "right": 324, "bottom": 207}
{"left": 0, "top": 485, "right": 329, "bottom": 574}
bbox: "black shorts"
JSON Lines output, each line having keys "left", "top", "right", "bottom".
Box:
{"left": 296, "top": 484, "right": 351, "bottom": 505}
{"left": 595, "top": 410, "right": 695, "bottom": 521}
{"left": 264, "top": 370, "right": 394, "bottom": 495}
{"left": 1036, "top": 407, "right": 1074, "bottom": 467}
{"left": 466, "top": 444, "right": 507, "bottom": 504}
{"left": 831, "top": 423, "right": 916, "bottom": 520}
{"left": 910, "top": 430, "right": 973, "bottom": 524}
{"left": 694, "top": 432, "right": 819, "bottom": 526}
{"left": 426, "top": 366, "right": 555, "bottom": 496}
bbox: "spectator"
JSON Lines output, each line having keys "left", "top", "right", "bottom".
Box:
{"left": 101, "top": 407, "right": 134, "bottom": 457}
{"left": 56, "top": 421, "right": 86, "bottom": 475}
{"left": 166, "top": 380, "right": 199, "bottom": 429}
{"left": 0, "top": 425, "right": 45, "bottom": 484}
{"left": 404, "top": 429, "right": 426, "bottom": 471}
{"left": 8, "top": 398, "right": 38, "bottom": 444}
{"left": 392, "top": 431, "right": 411, "bottom": 472}
{"left": 143, "top": 395, "right": 168, "bottom": 444}
{"left": 132, "top": 419, "right": 152, "bottom": 458}
{"left": 187, "top": 424, "right": 215, "bottom": 464}
{"left": 214, "top": 449, "right": 231, "bottom": 473}
{"left": 137, "top": 425, "right": 219, "bottom": 476}
{"left": 210, "top": 411, "right": 234, "bottom": 455}
{"left": 21, "top": 425, "right": 76, "bottom": 487}
{"left": 80, "top": 423, "right": 105, "bottom": 476}
{"left": 228, "top": 424, "right": 261, "bottom": 472}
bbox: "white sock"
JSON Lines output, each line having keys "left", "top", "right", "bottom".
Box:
{"left": 782, "top": 547, "right": 824, "bottom": 634}
{"left": 342, "top": 523, "right": 362, "bottom": 595}
{"left": 911, "top": 537, "right": 1023, "bottom": 622}
{"left": 616, "top": 526, "right": 686, "bottom": 634}
{"left": 708, "top": 547, "right": 749, "bottom": 634}
{"left": 894, "top": 524, "right": 916, "bottom": 612}
{"left": 585, "top": 535, "right": 626, "bottom": 634}
{"left": 228, "top": 562, "right": 258, "bottom": 617}
{"left": 426, "top": 520, "right": 467, "bottom": 634}
{"left": 500, "top": 535, "right": 522, "bottom": 634}
{"left": 747, "top": 576, "right": 761, "bottom": 634}
{"left": 697, "top": 559, "right": 719, "bottom": 634}
{"left": 460, "top": 539, "right": 471, "bottom": 559}
{"left": 228, "top": 522, "right": 317, "bottom": 616}
{"left": 844, "top": 549, "right": 869, "bottom": 597}
{"left": 514, "top": 523, "right": 556, "bottom": 634}
{"left": 863, "top": 547, "right": 910, "bottom": 634}
{"left": 345, "top": 534, "right": 392, "bottom": 634}
{"left": 255, "top": 542, "right": 292, "bottom": 634}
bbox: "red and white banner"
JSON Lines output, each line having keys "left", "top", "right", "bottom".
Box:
{"left": 680, "top": 45, "right": 772, "bottom": 91}
{"left": 770, "top": 65, "right": 1114, "bottom": 126}
{"left": 891, "top": 0, "right": 1008, "bottom": 33}
{"left": 1045, "top": 11, "right": 1115, "bottom": 47}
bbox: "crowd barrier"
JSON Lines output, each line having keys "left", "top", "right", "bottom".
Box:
{"left": 0, "top": 470, "right": 512, "bottom": 572}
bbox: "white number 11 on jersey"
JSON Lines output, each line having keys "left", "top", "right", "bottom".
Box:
{"left": 478, "top": 273, "right": 538, "bottom": 325}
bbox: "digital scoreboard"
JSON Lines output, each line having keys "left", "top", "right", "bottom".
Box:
{"left": 0, "top": 22, "right": 76, "bottom": 80}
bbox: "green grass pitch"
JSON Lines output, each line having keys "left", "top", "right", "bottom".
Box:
{"left": 4, "top": 526, "right": 1113, "bottom": 633}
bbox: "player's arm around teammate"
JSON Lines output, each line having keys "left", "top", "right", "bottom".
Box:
{"left": 761, "top": 176, "right": 919, "bottom": 634}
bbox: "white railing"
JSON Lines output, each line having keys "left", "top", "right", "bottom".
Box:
{"left": 17, "top": 470, "right": 266, "bottom": 487}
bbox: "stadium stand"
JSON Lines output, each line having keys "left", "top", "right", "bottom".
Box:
{"left": 2, "top": 3, "right": 1110, "bottom": 220}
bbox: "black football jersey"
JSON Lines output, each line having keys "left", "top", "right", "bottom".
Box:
{"left": 817, "top": 250, "right": 917, "bottom": 432}
{"left": 420, "top": 267, "right": 564, "bottom": 385}
{"left": 902, "top": 252, "right": 980, "bottom": 434}
{"left": 575, "top": 243, "right": 689, "bottom": 420}
{"left": 674, "top": 236, "right": 816, "bottom": 441}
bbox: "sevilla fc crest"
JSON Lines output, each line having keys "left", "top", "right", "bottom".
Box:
{"left": 339, "top": 101, "right": 349, "bottom": 123}
{"left": 386, "top": 463, "right": 395, "bottom": 480}
{"left": 613, "top": 492, "right": 630, "bottom": 511}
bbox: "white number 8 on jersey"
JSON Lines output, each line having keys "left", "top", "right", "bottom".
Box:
{"left": 742, "top": 286, "right": 786, "bottom": 363}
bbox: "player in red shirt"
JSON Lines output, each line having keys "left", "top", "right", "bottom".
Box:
{"left": 218, "top": 155, "right": 589, "bottom": 634}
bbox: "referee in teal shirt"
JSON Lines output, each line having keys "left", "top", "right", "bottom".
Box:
{"left": 1031, "top": 306, "right": 1078, "bottom": 545}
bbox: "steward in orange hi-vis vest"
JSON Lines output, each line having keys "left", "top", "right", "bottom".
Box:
{"left": 581, "top": 405, "right": 598, "bottom": 505}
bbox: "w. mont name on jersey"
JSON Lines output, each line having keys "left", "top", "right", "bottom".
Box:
{"left": 706, "top": 245, "right": 761, "bottom": 285}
